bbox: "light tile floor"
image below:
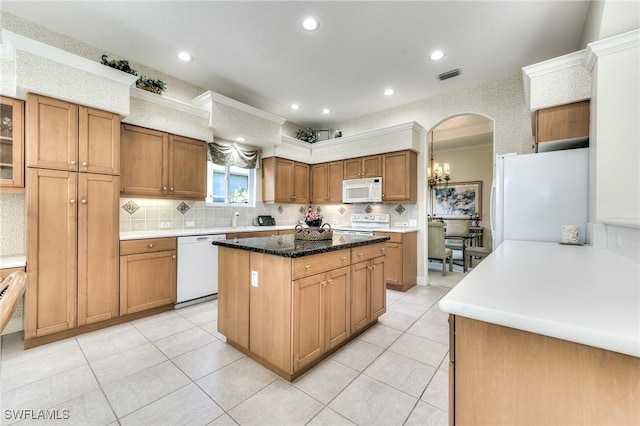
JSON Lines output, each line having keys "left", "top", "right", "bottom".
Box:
{"left": 0, "top": 263, "right": 465, "bottom": 426}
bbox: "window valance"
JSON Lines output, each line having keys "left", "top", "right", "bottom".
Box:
{"left": 208, "top": 141, "right": 261, "bottom": 169}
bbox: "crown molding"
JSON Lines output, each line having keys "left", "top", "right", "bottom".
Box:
{"left": 130, "top": 87, "right": 209, "bottom": 118}
{"left": 307, "top": 121, "right": 426, "bottom": 149}
{"left": 583, "top": 29, "right": 640, "bottom": 72}
{"left": 1, "top": 29, "right": 138, "bottom": 85}
{"left": 191, "top": 90, "right": 286, "bottom": 125}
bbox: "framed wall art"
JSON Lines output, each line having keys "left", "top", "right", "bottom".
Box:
{"left": 432, "top": 181, "right": 482, "bottom": 217}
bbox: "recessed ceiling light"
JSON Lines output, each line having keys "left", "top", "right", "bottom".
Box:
{"left": 302, "top": 17, "right": 319, "bottom": 31}
{"left": 384, "top": 88, "right": 394, "bottom": 96}
{"left": 322, "top": 108, "right": 331, "bottom": 114}
{"left": 235, "top": 137, "right": 246, "bottom": 142}
{"left": 429, "top": 50, "right": 445, "bottom": 61}
{"left": 177, "top": 51, "right": 193, "bottom": 62}
{"left": 290, "top": 104, "right": 300, "bottom": 110}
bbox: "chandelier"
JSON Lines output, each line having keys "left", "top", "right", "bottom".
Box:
{"left": 427, "top": 133, "right": 451, "bottom": 190}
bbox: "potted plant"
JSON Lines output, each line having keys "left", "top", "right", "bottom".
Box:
{"left": 100, "top": 55, "right": 137, "bottom": 75}
{"left": 295, "top": 128, "right": 317, "bottom": 143}
{"left": 135, "top": 76, "right": 167, "bottom": 95}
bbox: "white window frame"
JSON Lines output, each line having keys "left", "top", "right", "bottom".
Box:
{"left": 205, "top": 161, "right": 256, "bottom": 207}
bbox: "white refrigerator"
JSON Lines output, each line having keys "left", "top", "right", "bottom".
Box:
{"left": 491, "top": 148, "right": 589, "bottom": 249}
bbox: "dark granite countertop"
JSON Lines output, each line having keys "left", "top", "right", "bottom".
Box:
{"left": 212, "top": 234, "right": 390, "bottom": 258}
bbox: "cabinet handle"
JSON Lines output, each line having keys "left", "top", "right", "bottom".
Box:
{"left": 170, "top": 187, "right": 174, "bottom": 191}
{"left": 341, "top": 256, "right": 347, "bottom": 261}
{"left": 327, "top": 279, "right": 333, "bottom": 284}
{"left": 81, "top": 199, "right": 87, "bottom": 204}
{"left": 70, "top": 160, "right": 76, "bottom": 165}
{"left": 358, "top": 252, "right": 364, "bottom": 257}
{"left": 321, "top": 280, "right": 327, "bottom": 286}
{"left": 70, "top": 199, "right": 76, "bottom": 204}
{"left": 372, "top": 264, "right": 377, "bottom": 270}
{"left": 367, "top": 265, "right": 372, "bottom": 270}
{"left": 148, "top": 243, "right": 154, "bottom": 248}
{"left": 380, "top": 247, "right": 385, "bottom": 253}
{"left": 81, "top": 161, "right": 88, "bottom": 166}
{"left": 305, "top": 264, "right": 311, "bottom": 270}
{"left": 172, "top": 255, "right": 176, "bottom": 259}
{"left": 163, "top": 186, "right": 168, "bottom": 191}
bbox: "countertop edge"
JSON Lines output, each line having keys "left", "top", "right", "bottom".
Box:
{"left": 0, "top": 255, "right": 27, "bottom": 269}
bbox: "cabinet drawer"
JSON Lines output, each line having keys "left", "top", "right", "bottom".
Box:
{"left": 351, "top": 243, "right": 387, "bottom": 262}
{"left": 374, "top": 232, "right": 402, "bottom": 243}
{"left": 120, "top": 237, "right": 177, "bottom": 255}
{"left": 293, "top": 249, "right": 351, "bottom": 279}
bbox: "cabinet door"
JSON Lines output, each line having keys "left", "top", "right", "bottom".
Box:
{"left": 383, "top": 242, "right": 402, "bottom": 287}
{"left": 169, "top": 134, "right": 207, "bottom": 199}
{"left": 120, "top": 124, "right": 169, "bottom": 197}
{"left": 218, "top": 247, "right": 250, "bottom": 350}
{"left": 310, "top": 163, "right": 328, "bottom": 204}
{"left": 293, "top": 161, "right": 310, "bottom": 203}
{"left": 382, "top": 150, "right": 417, "bottom": 202}
{"left": 327, "top": 161, "right": 344, "bottom": 203}
{"left": 25, "top": 168, "right": 77, "bottom": 339}
{"left": 27, "top": 94, "right": 78, "bottom": 171}
{"left": 119, "top": 250, "right": 176, "bottom": 315}
{"left": 77, "top": 173, "right": 119, "bottom": 325}
{"left": 536, "top": 100, "right": 589, "bottom": 144}
{"left": 79, "top": 107, "right": 120, "bottom": 175}
{"left": 325, "top": 267, "right": 351, "bottom": 350}
{"left": 370, "top": 256, "right": 386, "bottom": 319}
{"left": 0, "top": 97, "right": 24, "bottom": 188}
{"left": 350, "top": 261, "right": 370, "bottom": 333}
{"left": 293, "top": 274, "right": 324, "bottom": 371}
{"left": 274, "top": 158, "right": 294, "bottom": 202}
{"left": 362, "top": 155, "right": 382, "bottom": 178}
{"left": 343, "top": 158, "right": 362, "bottom": 179}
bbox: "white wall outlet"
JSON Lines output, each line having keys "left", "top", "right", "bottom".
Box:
{"left": 160, "top": 221, "right": 171, "bottom": 229}
{"left": 185, "top": 220, "right": 195, "bottom": 228}
{"left": 251, "top": 270, "right": 258, "bottom": 287}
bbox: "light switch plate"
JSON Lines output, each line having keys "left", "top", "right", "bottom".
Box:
{"left": 251, "top": 271, "right": 258, "bottom": 287}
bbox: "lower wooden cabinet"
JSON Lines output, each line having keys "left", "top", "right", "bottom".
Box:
{"left": 374, "top": 231, "right": 417, "bottom": 291}
{"left": 351, "top": 256, "right": 386, "bottom": 333}
{"left": 119, "top": 238, "right": 176, "bottom": 315}
{"left": 293, "top": 266, "right": 351, "bottom": 372}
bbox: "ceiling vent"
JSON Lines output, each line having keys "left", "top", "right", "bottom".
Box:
{"left": 438, "top": 68, "right": 461, "bottom": 81}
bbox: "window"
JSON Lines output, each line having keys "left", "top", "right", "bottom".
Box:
{"left": 206, "top": 162, "right": 255, "bottom": 206}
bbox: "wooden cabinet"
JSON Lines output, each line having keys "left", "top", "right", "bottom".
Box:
{"left": 535, "top": 100, "right": 590, "bottom": 149}
{"left": 293, "top": 266, "right": 350, "bottom": 372}
{"left": 0, "top": 96, "right": 25, "bottom": 190}
{"left": 262, "top": 157, "right": 309, "bottom": 203}
{"left": 26, "top": 94, "right": 120, "bottom": 175}
{"left": 374, "top": 231, "right": 417, "bottom": 292}
{"left": 450, "top": 315, "right": 640, "bottom": 425}
{"left": 350, "top": 243, "right": 386, "bottom": 334}
{"left": 226, "top": 230, "right": 277, "bottom": 239}
{"left": 25, "top": 169, "right": 120, "bottom": 339}
{"left": 311, "top": 161, "right": 343, "bottom": 204}
{"left": 120, "top": 124, "right": 206, "bottom": 200}
{"left": 119, "top": 238, "right": 176, "bottom": 315}
{"left": 343, "top": 155, "right": 381, "bottom": 179}
{"left": 382, "top": 150, "right": 417, "bottom": 203}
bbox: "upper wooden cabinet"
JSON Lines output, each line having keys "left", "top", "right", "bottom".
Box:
{"left": 382, "top": 150, "right": 417, "bottom": 203}
{"left": 535, "top": 100, "right": 589, "bottom": 147}
{"left": 343, "top": 155, "right": 381, "bottom": 179}
{"left": 120, "top": 124, "right": 207, "bottom": 200}
{"left": 262, "top": 157, "right": 310, "bottom": 203}
{"left": 311, "top": 160, "right": 343, "bottom": 204}
{"left": 26, "top": 94, "right": 120, "bottom": 175}
{"left": 0, "top": 96, "right": 25, "bottom": 190}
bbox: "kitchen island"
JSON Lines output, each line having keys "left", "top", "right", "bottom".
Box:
{"left": 213, "top": 233, "right": 389, "bottom": 380}
{"left": 439, "top": 240, "right": 640, "bottom": 425}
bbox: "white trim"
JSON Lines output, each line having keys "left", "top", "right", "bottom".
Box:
{"left": 601, "top": 218, "right": 640, "bottom": 230}
{"left": 583, "top": 29, "right": 640, "bottom": 72}
{"left": 192, "top": 90, "right": 286, "bottom": 125}
{"left": 281, "top": 135, "right": 314, "bottom": 148}
{"left": 308, "top": 122, "right": 426, "bottom": 149}
{"left": 130, "top": 87, "right": 209, "bottom": 118}
{"left": 1, "top": 29, "right": 138, "bottom": 86}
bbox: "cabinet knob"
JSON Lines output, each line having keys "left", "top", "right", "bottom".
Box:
{"left": 327, "top": 279, "right": 333, "bottom": 284}
{"left": 367, "top": 265, "right": 372, "bottom": 271}
{"left": 170, "top": 187, "right": 174, "bottom": 191}
{"left": 380, "top": 247, "right": 385, "bottom": 253}
{"left": 358, "top": 252, "right": 364, "bottom": 257}
{"left": 70, "top": 160, "right": 76, "bottom": 166}
{"left": 81, "top": 199, "right": 87, "bottom": 204}
{"left": 305, "top": 264, "right": 311, "bottom": 270}
{"left": 172, "top": 255, "right": 176, "bottom": 259}
{"left": 148, "top": 243, "right": 154, "bottom": 248}
{"left": 163, "top": 186, "right": 168, "bottom": 191}
{"left": 70, "top": 199, "right": 76, "bottom": 204}
{"left": 341, "top": 256, "right": 347, "bottom": 261}
{"left": 372, "top": 264, "right": 377, "bottom": 270}
{"left": 321, "top": 280, "right": 327, "bottom": 286}
{"left": 81, "top": 161, "right": 88, "bottom": 166}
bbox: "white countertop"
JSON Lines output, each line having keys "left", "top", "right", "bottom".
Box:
{"left": 120, "top": 225, "right": 419, "bottom": 240}
{"left": 439, "top": 240, "right": 640, "bottom": 357}
{"left": 0, "top": 255, "right": 26, "bottom": 269}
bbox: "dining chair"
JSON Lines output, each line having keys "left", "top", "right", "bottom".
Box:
{"left": 428, "top": 222, "right": 454, "bottom": 275}
{"left": 444, "top": 219, "right": 471, "bottom": 272}
{"left": 0, "top": 270, "right": 26, "bottom": 333}
{"left": 466, "top": 246, "right": 493, "bottom": 270}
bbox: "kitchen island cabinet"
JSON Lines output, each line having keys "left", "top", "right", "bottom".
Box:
{"left": 215, "top": 234, "right": 388, "bottom": 380}
{"left": 440, "top": 240, "right": 640, "bottom": 425}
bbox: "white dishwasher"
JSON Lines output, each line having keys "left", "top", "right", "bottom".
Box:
{"left": 176, "top": 234, "right": 226, "bottom": 308}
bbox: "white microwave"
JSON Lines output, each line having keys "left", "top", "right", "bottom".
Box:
{"left": 342, "top": 177, "right": 382, "bottom": 203}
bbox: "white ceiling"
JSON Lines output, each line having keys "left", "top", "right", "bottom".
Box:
{"left": 2, "top": 1, "right": 590, "bottom": 129}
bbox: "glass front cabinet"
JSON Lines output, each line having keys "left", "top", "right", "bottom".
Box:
{"left": 0, "top": 96, "right": 24, "bottom": 190}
